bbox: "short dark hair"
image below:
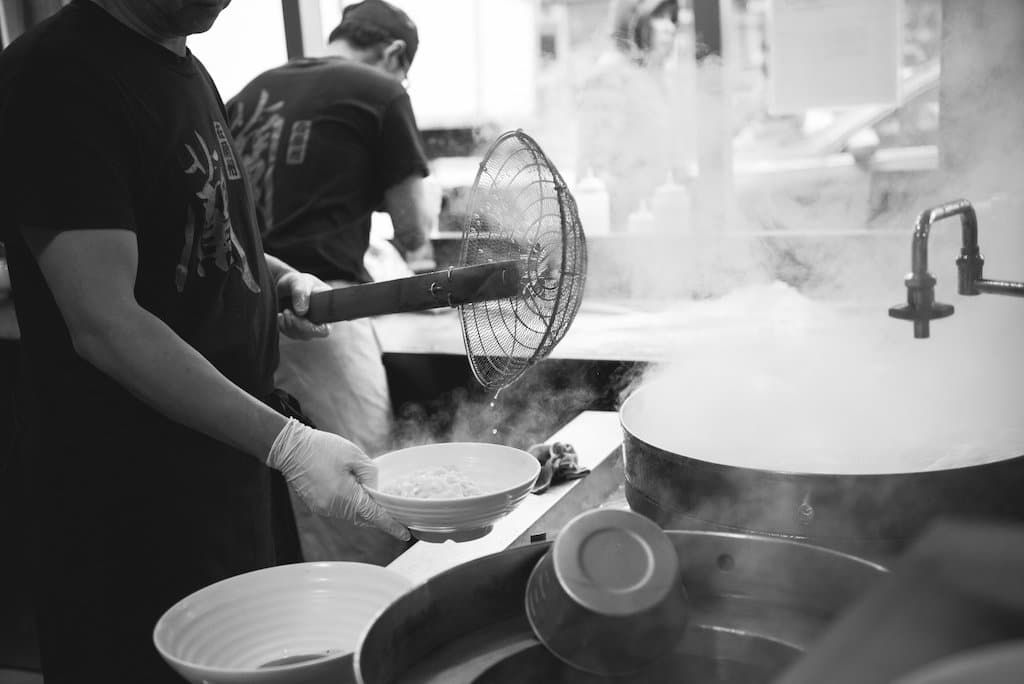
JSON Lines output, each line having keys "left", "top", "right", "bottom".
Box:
{"left": 328, "top": 22, "right": 393, "bottom": 63}
{"left": 327, "top": 0, "right": 419, "bottom": 69}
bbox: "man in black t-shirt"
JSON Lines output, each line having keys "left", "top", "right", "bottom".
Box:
{"left": 228, "top": 0, "right": 437, "bottom": 565}
{"left": 0, "top": 2, "right": 409, "bottom": 681}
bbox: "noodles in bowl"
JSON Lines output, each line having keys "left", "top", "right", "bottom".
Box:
{"left": 367, "top": 442, "right": 541, "bottom": 542}
{"left": 382, "top": 465, "right": 483, "bottom": 499}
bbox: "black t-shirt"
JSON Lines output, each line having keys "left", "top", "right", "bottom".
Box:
{"left": 0, "top": 1, "right": 278, "bottom": 421}
{"left": 228, "top": 57, "right": 429, "bottom": 283}
{"left": 0, "top": 4, "right": 281, "bottom": 673}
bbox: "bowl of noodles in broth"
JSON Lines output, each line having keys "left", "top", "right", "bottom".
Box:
{"left": 367, "top": 442, "right": 541, "bottom": 542}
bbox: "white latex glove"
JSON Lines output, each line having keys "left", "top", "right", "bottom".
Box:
{"left": 267, "top": 418, "right": 410, "bottom": 541}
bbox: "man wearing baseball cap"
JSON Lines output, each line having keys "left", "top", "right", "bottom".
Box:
{"left": 228, "top": 0, "right": 437, "bottom": 565}
{"left": 333, "top": 0, "right": 420, "bottom": 77}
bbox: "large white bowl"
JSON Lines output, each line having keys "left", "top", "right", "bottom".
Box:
{"left": 153, "top": 562, "right": 413, "bottom": 684}
{"left": 367, "top": 442, "right": 541, "bottom": 542}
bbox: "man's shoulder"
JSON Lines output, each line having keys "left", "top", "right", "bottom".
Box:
{"left": 312, "top": 58, "right": 406, "bottom": 99}
{"left": 0, "top": 7, "right": 91, "bottom": 76}
{"left": 257, "top": 57, "right": 385, "bottom": 79}
{"left": 0, "top": 3, "right": 141, "bottom": 105}
{"left": 0, "top": 21, "right": 115, "bottom": 118}
{"left": 228, "top": 58, "right": 407, "bottom": 123}
{"left": 232, "top": 58, "right": 397, "bottom": 96}
{"left": 318, "top": 57, "right": 398, "bottom": 83}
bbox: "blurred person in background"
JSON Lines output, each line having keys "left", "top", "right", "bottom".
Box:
{"left": 575, "top": 0, "right": 691, "bottom": 230}
{"left": 227, "top": 0, "right": 436, "bottom": 565}
{"left": 0, "top": 1, "right": 409, "bottom": 681}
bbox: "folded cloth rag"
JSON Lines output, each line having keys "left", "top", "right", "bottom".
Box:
{"left": 528, "top": 442, "right": 590, "bottom": 495}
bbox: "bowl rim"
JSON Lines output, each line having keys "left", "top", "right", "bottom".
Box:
{"left": 552, "top": 508, "right": 681, "bottom": 615}
{"left": 620, "top": 378, "right": 1024, "bottom": 477}
{"left": 152, "top": 561, "right": 414, "bottom": 679}
{"left": 365, "top": 441, "right": 541, "bottom": 505}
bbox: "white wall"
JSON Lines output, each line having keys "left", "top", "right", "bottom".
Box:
{"left": 186, "top": 0, "right": 538, "bottom": 127}
{"left": 319, "top": 0, "right": 539, "bottom": 129}
{"left": 187, "top": 2, "right": 290, "bottom": 100}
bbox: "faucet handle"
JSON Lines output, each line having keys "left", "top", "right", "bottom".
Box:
{"left": 888, "top": 271, "right": 954, "bottom": 338}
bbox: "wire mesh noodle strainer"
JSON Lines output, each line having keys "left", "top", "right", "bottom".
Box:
{"left": 293, "top": 129, "right": 587, "bottom": 391}
{"left": 458, "top": 129, "right": 587, "bottom": 390}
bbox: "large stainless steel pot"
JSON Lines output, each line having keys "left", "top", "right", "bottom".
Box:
{"left": 620, "top": 381, "right": 1024, "bottom": 561}
{"left": 355, "top": 530, "right": 885, "bottom": 683}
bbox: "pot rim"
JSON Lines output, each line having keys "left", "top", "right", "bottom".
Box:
{"left": 618, "top": 383, "right": 1024, "bottom": 478}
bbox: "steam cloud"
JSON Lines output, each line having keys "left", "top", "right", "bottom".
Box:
{"left": 604, "top": 2, "right": 1024, "bottom": 478}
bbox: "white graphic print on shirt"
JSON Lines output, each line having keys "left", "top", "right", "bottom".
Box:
{"left": 229, "top": 90, "right": 287, "bottom": 234}
{"left": 175, "top": 130, "right": 260, "bottom": 294}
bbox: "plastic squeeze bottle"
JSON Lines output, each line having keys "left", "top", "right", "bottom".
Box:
{"left": 650, "top": 171, "right": 691, "bottom": 233}
{"left": 626, "top": 200, "right": 657, "bottom": 233}
{"left": 574, "top": 169, "right": 611, "bottom": 236}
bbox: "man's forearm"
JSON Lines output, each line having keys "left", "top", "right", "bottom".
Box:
{"left": 73, "top": 303, "right": 287, "bottom": 461}
{"left": 385, "top": 175, "right": 437, "bottom": 253}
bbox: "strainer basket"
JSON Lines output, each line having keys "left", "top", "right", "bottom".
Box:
{"left": 292, "top": 129, "right": 587, "bottom": 391}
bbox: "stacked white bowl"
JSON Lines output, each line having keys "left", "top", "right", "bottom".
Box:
{"left": 153, "top": 562, "right": 413, "bottom": 684}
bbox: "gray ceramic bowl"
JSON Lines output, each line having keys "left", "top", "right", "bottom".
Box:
{"left": 524, "top": 508, "right": 689, "bottom": 676}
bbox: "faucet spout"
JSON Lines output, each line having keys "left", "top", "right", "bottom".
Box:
{"left": 889, "top": 198, "right": 1024, "bottom": 338}
{"left": 888, "top": 271, "right": 954, "bottom": 338}
{"left": 888, "top": 200, "right": 967, "bottom": 338}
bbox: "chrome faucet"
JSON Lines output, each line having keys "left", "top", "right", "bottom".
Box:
{"left": 889, "top": 199, "right": 1024, "bottom": 338}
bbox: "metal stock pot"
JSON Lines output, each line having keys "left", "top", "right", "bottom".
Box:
{"left": 355, "top": 530, "right": 885, "bottom": 683}
{"left": 619, "top": 381, "right": 1024, "bottom": 561}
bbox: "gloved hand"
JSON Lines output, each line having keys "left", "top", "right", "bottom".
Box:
{"left": 267, "top": 418, "right": 410, "bottom": 541}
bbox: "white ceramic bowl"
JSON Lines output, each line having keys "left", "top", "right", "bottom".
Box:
{"left": 153, "top": 562, "right": 413, "bottom": 684}
{"left": 367, "top": 442, "right": 541, "bottom": 542}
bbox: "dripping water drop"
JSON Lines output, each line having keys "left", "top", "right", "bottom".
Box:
{"left": 488, "top": 390, "right": 504, "bottom": 442}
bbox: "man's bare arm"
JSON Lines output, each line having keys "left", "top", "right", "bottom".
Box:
{"left": 383, "top": 174, "right": 438, "bottom": 253}
{"left": 22, "top": 226, "right": 286, "bottom": 460}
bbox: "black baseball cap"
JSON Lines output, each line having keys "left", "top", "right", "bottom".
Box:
{"left": 330, "top": 0, "right": 420, "bottom": 66}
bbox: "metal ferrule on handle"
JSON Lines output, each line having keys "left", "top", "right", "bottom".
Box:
{"left": 299, "top": 260, "right": 523, "bottom": 324}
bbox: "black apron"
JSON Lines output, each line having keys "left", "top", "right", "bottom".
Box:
{"left": 23, "top": 389, "right": 306, "bottom": 683}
